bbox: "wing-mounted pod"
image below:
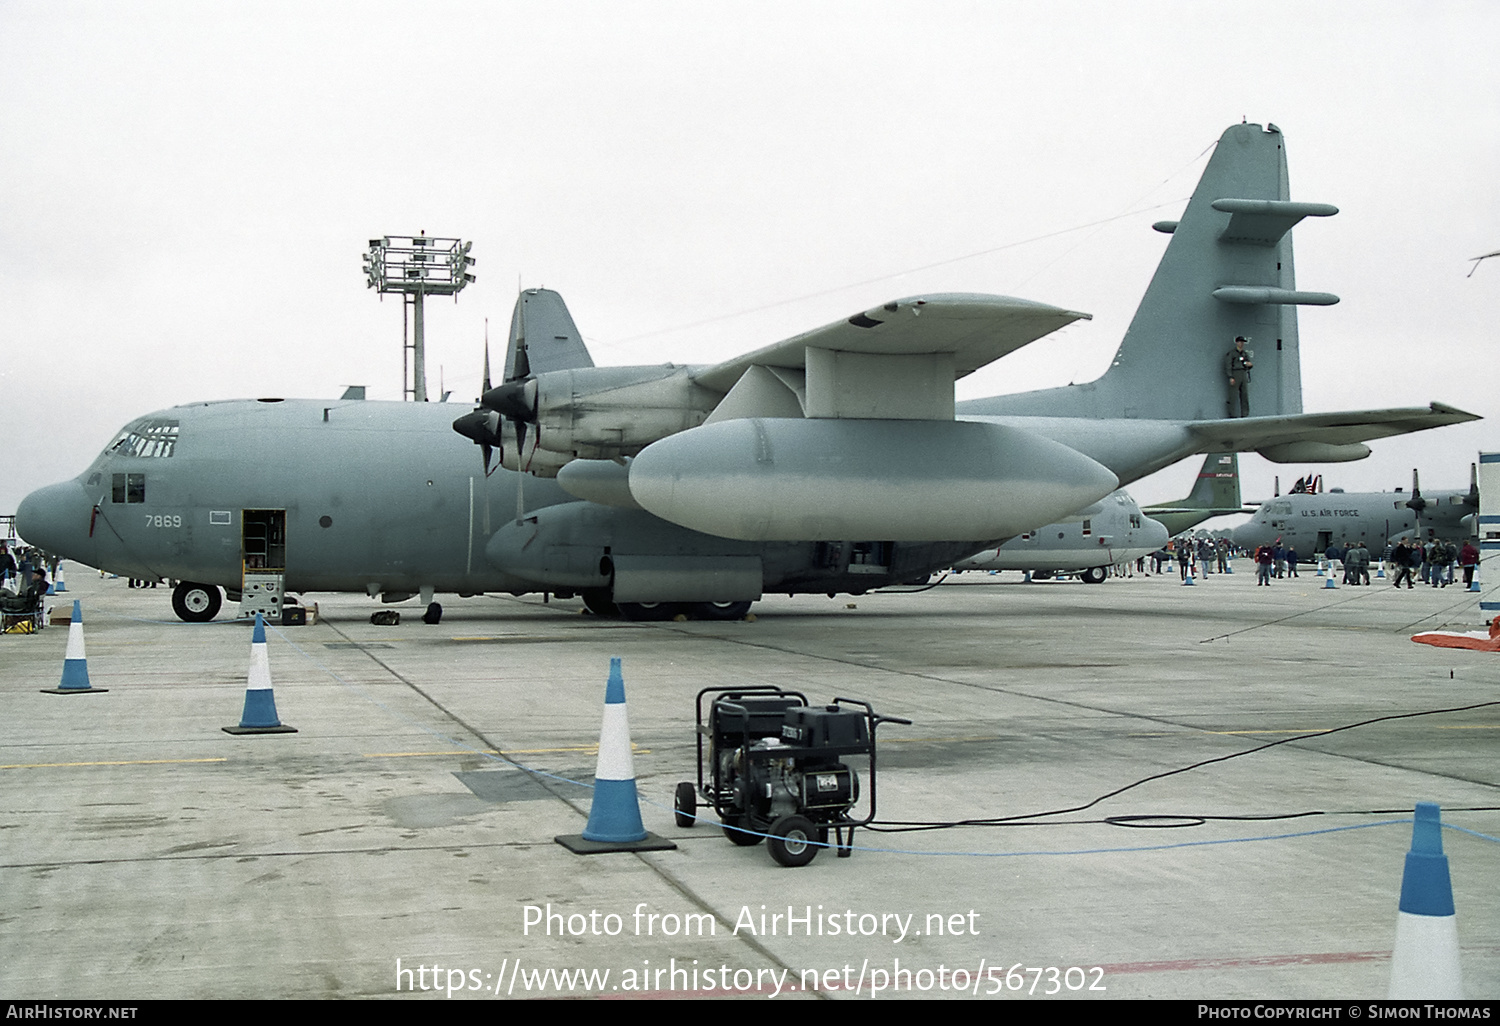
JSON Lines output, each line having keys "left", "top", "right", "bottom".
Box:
{"left": 628, "top": 418, "right": 1118, "bottom": 542}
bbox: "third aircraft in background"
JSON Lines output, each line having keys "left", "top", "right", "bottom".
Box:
{"left": 1232, "top": 467, "right": 1479, "bottom": 556}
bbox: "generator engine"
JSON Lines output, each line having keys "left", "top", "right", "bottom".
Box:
{"left": 676, "top": 688, "right": 909, "bottom": 867}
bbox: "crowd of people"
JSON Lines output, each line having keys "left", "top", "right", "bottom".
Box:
{"left": 1239, "top": 537, "right": 1480, "bottom": 589}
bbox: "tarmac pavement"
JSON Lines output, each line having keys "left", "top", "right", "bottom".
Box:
{"left": 1, "top": 563, "right": 1496, "bottom": 1000}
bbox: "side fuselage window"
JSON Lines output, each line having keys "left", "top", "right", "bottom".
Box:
{"left": 112, "top": 473, "right": 146, "bottom": 503}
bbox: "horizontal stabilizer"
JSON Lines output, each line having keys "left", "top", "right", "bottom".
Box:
{"left": 1188, "top": 404, "right": 1480, "bottom": 463}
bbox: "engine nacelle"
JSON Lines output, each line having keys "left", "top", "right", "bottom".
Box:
{"left": 530, "top": 365, "right": 720, "bottom": 460}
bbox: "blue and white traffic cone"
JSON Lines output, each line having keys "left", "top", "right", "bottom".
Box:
{"left": 42, "top": 600, "right": 107, "bottom": 694}
{"left": 1324, "top": 575, "right": 1337, "bottom": 589}
{"left": 1316, "top": 561, "right": 1326, "bottom": 577}
{"left": 1389, "top": 802, "right": 1464, "bottom": 998}
{"left": 1183, "top": 569, "right": 1195, "bottom": 585}
{"left": 223, "top": 613, "right": 295, "bottom": 734}
{"left": 49, "top": 565, "right": 66, "bottom": 594}
{"left": 556, "top": 657, "right": 674, "bottom": 854}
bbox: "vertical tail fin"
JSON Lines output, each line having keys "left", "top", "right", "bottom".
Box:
{"left": 1143, "top": 452, "right": 1242, "bottom": 535}
{"left": 504, "top": 288, "right": 595, "bottom": 382}
{"left": 967, "top": 123, "right": 1338, "bottom": 421}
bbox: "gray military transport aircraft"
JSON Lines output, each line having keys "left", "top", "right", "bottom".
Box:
{"left": 948, "top": 452, "right": 1241, "bottom": 580}
{"left": 949, "top": 488, "right": 1169, "bottom": 581}
{"left": 1232, "top": 467, "right": 1480, "bottom": 555}
{"left": 16, "top": 122, "right": 1478, "bottom": 621}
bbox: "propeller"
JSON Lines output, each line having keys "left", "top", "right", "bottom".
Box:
{"left": 1404, "top": 468, "right": 1426, "bottom": 516}
{"left": 1464, "top": 462, "right": 1479, "bottom": 510}
{"left": 450, "top": 308, "right": 547, "bottom": 522}
{"left": 451, "top": 330, "right": 506, "bottom": 476}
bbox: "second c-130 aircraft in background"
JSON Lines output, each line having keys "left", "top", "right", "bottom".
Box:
{"left": 17, "top": 123, "right": 1478, "bottom": 621}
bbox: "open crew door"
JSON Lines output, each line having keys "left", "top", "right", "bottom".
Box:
{"left": 240, "top": 509, "right": 286, "bottom": 619}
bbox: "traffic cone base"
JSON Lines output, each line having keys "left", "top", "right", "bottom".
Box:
{"left": 556, "top": 657, "right": 675, "bottom": 854}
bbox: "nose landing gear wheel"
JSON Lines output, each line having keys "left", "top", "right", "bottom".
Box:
{"left": 171, "top": 582, "right": 222, "bottom": 623}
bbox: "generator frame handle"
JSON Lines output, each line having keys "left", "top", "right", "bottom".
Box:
{"left": 829, "top": 697, "right": 913, "bottom": 831}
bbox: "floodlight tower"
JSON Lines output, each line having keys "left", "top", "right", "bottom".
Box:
{"left": 363, "top": 233, "right": 476, "bottom": 401}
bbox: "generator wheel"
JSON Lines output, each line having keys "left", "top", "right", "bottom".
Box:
{"left": 674, "top": 782, "right": 697, "bottom": 828}
{"left": 767, "top": 815, "right": 819, "bottom": 868}
{"left": 722, "top": 815, "right": 763, "bottom": 846}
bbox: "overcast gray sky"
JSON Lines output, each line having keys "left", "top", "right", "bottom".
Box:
{"left": 3, "top": 1, "right": 1496, "bottom": 519}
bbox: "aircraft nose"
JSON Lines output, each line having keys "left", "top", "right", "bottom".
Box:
{"left": 16, "top": 480, "right": 94, "bottom": 558}
{"left": 1145, "top": 519, "right": 1170, "bottom": 548}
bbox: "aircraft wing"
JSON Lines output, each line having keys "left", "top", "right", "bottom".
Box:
{"left": 692, "top": 293, "right": 1090, "bottom": 394}
{"left": 1186, "top": 404, "right": 1481, "bottom": 463}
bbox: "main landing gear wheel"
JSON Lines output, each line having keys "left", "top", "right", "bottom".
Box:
{"left": 691, "top": 600, "right": 752, "bottom": 621}
{"left": 617, "top": 601, "right": 681, "bottom": 621}
{"left": 767, "top": 814, "right": 819, "bottom": 868}
{"left": 580, "top": 589, "right": 618, "bottom": 618}
{"left": 172, "top": 582, "right": 222, "bottom": 623}
{"left": 674, "top": 782, "right": 697, "bottom": 828}
{"left": 1080, "top": 566, "right": 1107, "bottom": 584}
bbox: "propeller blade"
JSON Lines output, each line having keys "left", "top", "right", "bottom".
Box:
{"left": 1406, "top": 468, "right": 1427, "bottom": 515}
{"left": 480, "top": 379, "right": 537, "bottom": 422}
{"left": 482, "top": 320, "right": 493, "bottom": 395}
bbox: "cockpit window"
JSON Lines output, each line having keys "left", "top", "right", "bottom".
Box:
{"left": 106, "top": 419, "right": 179, "bottom": 459}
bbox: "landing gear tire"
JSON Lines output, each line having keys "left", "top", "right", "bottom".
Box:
{"left": 172, "top": 582, "right": 222, "bottom": 623}
{"left": 722, "top": 815, "right": 763, "bottom": 846}
{"left": 618, "top": 601, "right": 680, "bottom": 621}
{"left": 691, "top": 600, "right": 752, "bottom": 621}
{"left": 580, "top": 589, "right": 618, "bottom": 617}
{"left": 1081, "top": 566, "right": 1107, "bottom": 584}
{"left": 767, "top": 814, "right": 819, "bottom": 868}
{"left": 674, "top": 782, "right": 698, "bottom": 828}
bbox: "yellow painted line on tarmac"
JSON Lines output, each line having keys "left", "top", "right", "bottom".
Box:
{"left": 363, "top": 743, "right": 648, "bottom": 758}
{"left": 0, "top": 757, "right": 229, "bottom": 770}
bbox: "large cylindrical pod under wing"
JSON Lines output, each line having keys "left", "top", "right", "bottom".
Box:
{"left": 627, "top": 418, "right": 1119, "bottom": 541}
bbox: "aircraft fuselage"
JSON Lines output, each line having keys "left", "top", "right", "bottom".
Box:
{"left": 16, "top": 398, "right": 989, "bottom": 615}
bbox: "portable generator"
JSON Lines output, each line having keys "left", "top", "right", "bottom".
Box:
{"left": 674, "top": 687, "right": 910, "bottom": 867}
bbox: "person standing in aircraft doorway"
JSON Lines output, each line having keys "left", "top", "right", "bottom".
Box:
{"left": 1224, "top": 336, "right": 1253, "bottom": 417}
